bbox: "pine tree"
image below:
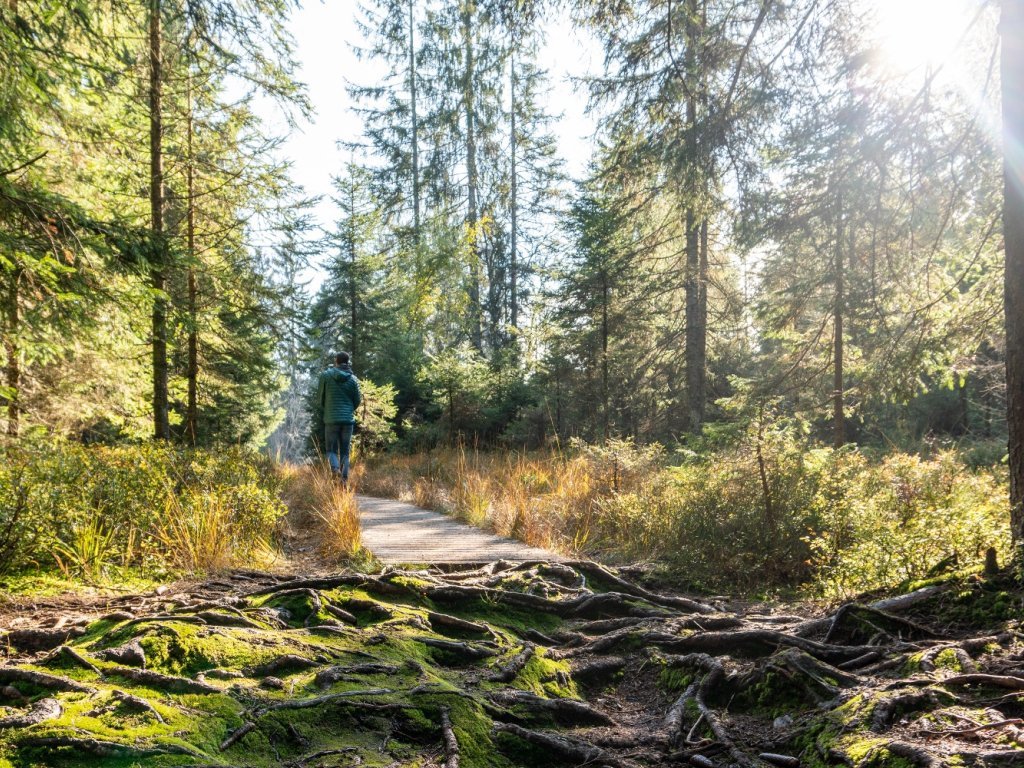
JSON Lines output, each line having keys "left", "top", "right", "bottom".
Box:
{"left": 585, "top": 0, "right": 800, "bottom": 433}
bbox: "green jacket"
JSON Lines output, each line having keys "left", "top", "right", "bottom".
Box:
{"left": 318, "top": 365, "right": 361, "bottom": 425}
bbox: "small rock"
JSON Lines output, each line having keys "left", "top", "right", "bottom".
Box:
{"left": 773, "top": 715, "right": 794, "bottom": 730}
{"left": 155, "top": 585, "right": 169, "bottom": 596}
{"left": 260, "top": 676, "right": 285, "bottom": 690}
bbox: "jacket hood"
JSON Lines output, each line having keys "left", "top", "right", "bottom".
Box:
{"left": 327, "top": 365, "right": 353, "bottom": 380}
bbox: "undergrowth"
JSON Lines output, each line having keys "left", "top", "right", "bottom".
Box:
{"left": 0, "top": 441, "right": 286, "bottom": 578}
{"left": 359, "top": 440, "right": 1009, "bottom": 595}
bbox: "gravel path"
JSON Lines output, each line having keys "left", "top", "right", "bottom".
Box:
{"left": 357, "top": 495, "right": 562, "bottom": 564}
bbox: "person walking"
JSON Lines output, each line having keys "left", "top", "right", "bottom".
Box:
{"left": 317, "top": 352, "right": 362, "bottom": 485}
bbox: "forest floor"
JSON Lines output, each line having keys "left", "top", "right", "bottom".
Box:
{"left": 1, "top": 497, "right": 1022, "bottom": 767}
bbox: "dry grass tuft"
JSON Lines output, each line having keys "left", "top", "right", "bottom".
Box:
{"left": 281, "top": 463, "right": 362, "bottom": 562}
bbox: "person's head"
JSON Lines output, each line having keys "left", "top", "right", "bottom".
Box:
{"left": 335, "top": 351, "right": 350, "bottom": 367}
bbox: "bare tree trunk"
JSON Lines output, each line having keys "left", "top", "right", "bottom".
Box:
{"left": 509, "top": 48, "right": 519, "bottom": 333}
{"left": 185, "top": 56, "right": 198, "bottom": 446}
{"left": 408, "top": 0, "right": 421, "bottom": 247}
{"left": 149, "top": 0, "right": 169, "bottom": 441}
{"left": 683, "top": 0, "right": 706, "bottom": 434}
{"left": 601, "top": 265, "right": 609, "bottom": 443}
{"left": 957, "top": 374, "right": 969, "bottom": 436}
{"left": 462, "top": 2, "right": 483, "bottom": 352}
{"left": 349, "top": 175, "right": 358, "bottom": 363}
{"left": 833, "top": 188, "right": 845, "bottom": 449}
{"left": 1002, "top": 0, "right": 1024, "bottom": 552}
{"left": 4, "top": 269, "right": 20, "bottom": 437}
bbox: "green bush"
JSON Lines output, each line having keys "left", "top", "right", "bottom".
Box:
{"left": 560, "top": 433, "right": 1009, "bottom": 594}
{"left": 0, "top": 441, "right": 287, "bottom": 577}
{"left": 805, "top": 450, "right": 1009, "bottom": 599}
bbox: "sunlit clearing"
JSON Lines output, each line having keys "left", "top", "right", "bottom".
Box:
{"left": 868, "top": 0, "right": 976, "bottom": 76}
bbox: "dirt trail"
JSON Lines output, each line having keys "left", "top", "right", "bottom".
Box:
{"left": 356, "top": 494, "right": 563, "bottom": 564}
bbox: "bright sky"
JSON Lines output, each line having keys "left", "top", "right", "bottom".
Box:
{"left": 277, "top": 1, "right": 602, "bottom": 283}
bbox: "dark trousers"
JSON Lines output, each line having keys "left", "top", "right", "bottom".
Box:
{"left": 325, "top": 422, "right": 354, "bottom": 480}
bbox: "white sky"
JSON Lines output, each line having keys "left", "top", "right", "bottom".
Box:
{"left": 276, "top": 1, "right": 603, "bottom": 283}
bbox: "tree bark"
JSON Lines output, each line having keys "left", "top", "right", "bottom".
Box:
{"left": 185, "top": 53, "right": 198, "bottom": 446}
{"left": 1002, "top": 0, "right": 1024, "bottom": 551}
{"left": 349, "top": 174, "right": 358, "bottom": 363}
{"left": 149, "top": 0, "right": 169, "bottom": 441}
{"left": 833, "top": 187, "right": 845, "bottom": 449}
{"left": 4, "top": 268, "right": 20, "bottom": 437}
{"left": 462, "top": 2, "right": 483, "bottom": 352}
{"left": 509, "top": 48, "right": 519, "bottom": 333}
{"left": 601, "top": 265, "right": 609, "bottom": 443}
{"left": 408, "top": 0, "right": 421, "bottom": 247}
{"left": 683, "top": 0, "right": 706, "bottom": 434}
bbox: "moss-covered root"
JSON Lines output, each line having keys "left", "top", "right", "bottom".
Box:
{"left": 1, "top": 561, "right": 1023, "bottom": 768}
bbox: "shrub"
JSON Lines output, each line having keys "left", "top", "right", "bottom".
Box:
{"left": 0, "top": 441, "right": 287, "bottom": 576}
{"left": 805, "top": 450, "right": 1009, "bottom": 599}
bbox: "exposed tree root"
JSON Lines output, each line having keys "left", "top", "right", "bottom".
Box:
{"left": 104, "top": 664, "right": 220, "bottom": 694}
{"left": 17, "top": 736, "right": 202, "bottom": 758}
{"left": 492, "top": 722, "right": 623, "bottom": 767}
{"left": 0, "top": 560, "right": 1020, "bottom": 768}
{"left": 0, "top": 697, "right": 61, "bottom": 729}
{"left": 487, "top": 642, "right": 535, "bottom": 682}
{"left": 490, "top": 688, "right": 616, "bottom": 726}
{"left": 441, "top": 705, "right": 460, "bottom": 768}
{"left": 0, "top": 666, "right": 93, "bottom": 693}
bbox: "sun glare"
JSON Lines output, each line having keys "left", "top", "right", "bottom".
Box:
{"left": 868, "top": 0, "right": 976, "bottom": 76}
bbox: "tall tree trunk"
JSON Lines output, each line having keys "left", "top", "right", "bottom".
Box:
{"left": 462, "top": 2, "right": 483, "bottom": 352}
{"left": 4, "top": 269, "right": 20, "bottom": 437}
{"left": 833, "top": 188, "right": 845, "bottom": 449}
{"left": 509, "top": 48, "right": 519, "bottom": 333}
{"left": 349, "top": 175, "right": 358, "bottom": 363}
{"left": 601, "top": 265, "right": 609, "bottom": 443}
{"left": 149, "top": 0, "right": 169, "bottom": 441}
{"left": 185, "top": 57, "right": 198, "bottom": 446}
{"left": 408, "top": 0, "right": 421, "bottom": 247}
{"left": 1002, "top": 0, "right": 1024, "bottom": 552}
{"left": 956, "top": 374, "right": 969, "bottom": 436}
{"left": 683, "top": 0, "right": 706, "bottom": 434}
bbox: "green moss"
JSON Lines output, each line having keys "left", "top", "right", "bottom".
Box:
{"left": 932, "top": 648, "right": 962, "bottom": 671}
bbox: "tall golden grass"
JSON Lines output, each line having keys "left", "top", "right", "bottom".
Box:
{"left": 359, "top": 443, "right": 644, "bottom": 553}
{"left": 280, "top": 463, "right": 361, "bottom": 561}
